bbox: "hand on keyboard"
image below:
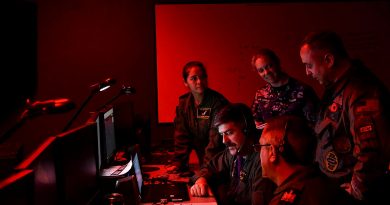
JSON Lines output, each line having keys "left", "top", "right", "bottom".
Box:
{"left": 166, "top": 165, "right": 179, "bottom": 174}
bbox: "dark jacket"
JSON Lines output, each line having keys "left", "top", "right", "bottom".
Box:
{"left": 269, "top": 167, "right": 358, "bottom": 205}
{"left": 172, "top": 88, "right": 229, "bottom": 170}
{"left": 315, "top": 60, "right": 390, "bottom": 203}
{"left": 196, "top": 150, "right": 276, "bottom": 205}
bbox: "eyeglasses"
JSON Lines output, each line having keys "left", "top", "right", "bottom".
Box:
{"left": 252, "top": 143, "right": 271, "bottom": 152}
{"left": 255, "top": 64, "right": 273, "bottom": 73}
{"left": 253, "top": 120, "right": 289, "bottom": 152}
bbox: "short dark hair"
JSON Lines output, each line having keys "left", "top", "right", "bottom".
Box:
{"left": 301, "top": 31, "right": 349, "bottom": 59}
{"left": 264, "top": 115, "right": 317, "bottom": 165}
{"left": 182, "top": 61, "right": 208, "bottom": 81}
{"left": 251, "top": 48, "right": 281, "bottom": 69}
{"left": 214, "top": 103, "right": 257, "bottom": 140}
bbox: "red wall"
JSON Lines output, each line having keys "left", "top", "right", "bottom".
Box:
{"left": 156, "top": 2, "right": 390, "bottom": 123}
{"left": 2, "top": 0, "right": 390, "bottom": 155}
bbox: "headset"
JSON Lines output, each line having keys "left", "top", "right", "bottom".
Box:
{"left": 241, "top": 110, "right": 249, "bottom": 136}
{"left": 277, "top": 120, "right": 298, "bottom": 164}
{"left": 237, "top": 108, "right": 252, "bottom": 154}
{"left": 222, "top": 104, "right": 254, "bottom": 154}
{"left": 277, "top": 121, "right": 288, "bottom": 153}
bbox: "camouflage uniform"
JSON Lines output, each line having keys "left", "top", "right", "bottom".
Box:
{"left": 172, "top": 88, "right": 229, "bottom": 171}
{"left": 269, "top": 167, "right": 357, "bottom": 205}
{"left": 251, "top": 77, "right": 319, "bottom": 129}
{"left": 315, "top": 60, "right": 390, "bottom": 203}
{"left": 195, "top": 150, "right": 275, "bottom": 205}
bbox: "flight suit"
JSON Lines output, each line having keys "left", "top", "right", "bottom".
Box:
{"left": 172, "top": 88, "right": 229, "bottom": 171}
{"left": 269, "top": 167, "right": 357, "bottom": 205}
{"left": 315, "top": 60, "right": 390, "bottom": 203}
{"left": 195, "top": 150, "right": 276, "bottom": 205}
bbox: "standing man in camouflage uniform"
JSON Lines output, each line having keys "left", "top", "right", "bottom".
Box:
{"left": 251, "top": 48, "right": 319, "bottom": 132}
{"left": 168, "top": 61, "right": 229, "bottom": 174}
{"left": 300, "top": 31, "right": 390, "bottom": 204}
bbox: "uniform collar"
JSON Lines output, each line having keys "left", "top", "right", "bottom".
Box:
{"left": 322, "top": 65, "right": 353, "bottom": 104}
{"left": 185, "top": 88, "right": 212, "bottom": 107}
{"left": 273, "top": 166, "right": 315, "bottom": 195}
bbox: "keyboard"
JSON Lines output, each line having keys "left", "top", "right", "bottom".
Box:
{"left": 100, "top": 160, "right": 132, "bottom": 177}
{"left": 141, "top": 181, "right": 190, "bottom": 203}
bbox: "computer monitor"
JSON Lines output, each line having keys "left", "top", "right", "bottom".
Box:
{"left": 132, "top": 152, "right": 143, "bottom": 194}
{"left": 54, "top": 122, "right": 99, "bottom": 205}
{"left": 0, "top": 169, "right": 34, "bottom": 205}
{"left": 14, "top": 136, "right": 59, "bottom": 205}
{"left": 95, "top": 106, "right": 117, "bottom": 169}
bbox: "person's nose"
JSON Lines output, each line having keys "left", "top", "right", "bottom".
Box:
{"left": 263, "top": 68, "right": 269, "bottom": 75}
{"left": 222, "top": 134, "right": 229, "bottom": 144}
{"left": 305, "top": 67, "right": 312, "bottom": 76}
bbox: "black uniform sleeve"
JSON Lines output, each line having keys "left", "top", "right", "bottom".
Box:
{"left": 251, "top": 158, "right": 276, "bottom": 205}
{"left": 302, "top": 85, "right": 320, "bottom": 125}
{"left": 347, "top": 86, "right": 389, "bottom": 201}
{"left": 202, "top": 96, "right": 229, "bottom": 168}
{"left": 198, "top": 151, "right": 231, "bottom": 186}
{"left": 172, "top": 104, "right": 192, "bottom": 170}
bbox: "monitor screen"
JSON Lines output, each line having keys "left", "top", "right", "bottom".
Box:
{"left": 54, "top": 122, "right": 99, "bottom": 205}
{"left": 132, "top": 153, "right": 142, "bottom": 194}
{"left": 14, "top": 136, "right": 58, "bottom": 205}
{"left": 0, "top": 169, "right": 34, "bottom": 205}
{"left": 103, "top": 107, "right": 116, "bottom": 165}
{"left": 95, "top": 107, "right": 116, "bottom": 168}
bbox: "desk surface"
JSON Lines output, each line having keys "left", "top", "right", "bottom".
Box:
{"left": 141, "top": 164, "right": 216, "bottom": 205}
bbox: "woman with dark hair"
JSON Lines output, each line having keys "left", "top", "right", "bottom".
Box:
{"left": 167, "top": 61, "right": 229, "bottom": 174}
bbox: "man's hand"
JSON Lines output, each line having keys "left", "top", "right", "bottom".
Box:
{"left": 190, "top": 177, "right": 213, "bottom": 197}
{"left": 166, "top": 165, "right": 179, "bottom": 173}
{"left": 340, "top": 183, "right": 352, "bottom": 195}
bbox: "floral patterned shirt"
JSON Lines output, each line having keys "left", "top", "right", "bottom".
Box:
{"left": 251, "top": 77, "right": 319, "bottom": 129}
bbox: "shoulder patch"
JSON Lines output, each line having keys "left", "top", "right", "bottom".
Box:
{"left": 359, "top": 125, "right": 373, "bottom": 133}
{"left": 197, "top": 108, "right": 211, "bottom": 119}
{"left": 355, "top": 117, "right": 379, "bottom": 150}
{"left": 356, "top": 99, "right": 379, "bottom": 113}
{"left": 325, "top": 151, "right": 339, "bottom": 172}
{"left": 280, "top": 189, "right": 299, "bottom": 204}
{"left": 355, "top": 117, "right": 376, "bottom": 139}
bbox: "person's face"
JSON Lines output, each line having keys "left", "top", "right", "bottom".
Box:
{"left": 258, "top": 133, "right": 272, "bottom": 179}
{"left": 218, "top": 122, "right": 246, "bottom": 156}
{"left": 300, "top": 44, "right": 330, "bottom": 86}
{"left": 184, "top": 66, "right": 208, "bottom": 95}
{"left": 254, "top": 56, "right": 281, "bottom": 85}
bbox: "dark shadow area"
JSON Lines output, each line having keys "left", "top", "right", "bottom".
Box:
{"left": 0, "top": 1, "right": 37, "bottom": 123}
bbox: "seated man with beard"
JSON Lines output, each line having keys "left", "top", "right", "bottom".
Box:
{"left": 190, "top": 103, "right": 275, "bottom": 205}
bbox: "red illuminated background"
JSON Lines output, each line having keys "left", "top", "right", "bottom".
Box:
{"left": 1, "top": 0, "right": 389, "bottom": 153}
{"left": 156, "top": 2, "right": 390, "bottom": 123}
{"left": 1, "top": 1, "right": 389, "bottom": 203}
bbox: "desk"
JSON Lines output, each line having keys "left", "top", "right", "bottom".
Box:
{"left": 141, "top": 164, "right": 216, "bottom": 205}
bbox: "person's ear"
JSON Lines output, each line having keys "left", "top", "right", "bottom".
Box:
{"left": 324, "top": 53, "right": 335, "bottom": 68}
{"left": 183, "top": 80, "right": 189, "bottom": 88}
{"left": 269, "top": 145, "right": 278, "bottom": 163}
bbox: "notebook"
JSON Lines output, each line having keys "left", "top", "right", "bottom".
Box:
{"left": 100, "top": 160, "right": 132, "bottom": 177}
{"left": 131, "top": 152, "right": 190, "bottom": 203}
